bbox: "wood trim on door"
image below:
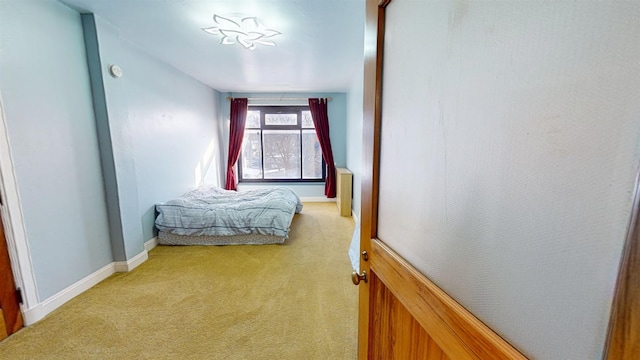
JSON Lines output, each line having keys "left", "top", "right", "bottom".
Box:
{"left": 605, "top": 169, "right": 640, "bottom": 359}
{"left": 370, "top": 239, "right": 527, "bottom": 359}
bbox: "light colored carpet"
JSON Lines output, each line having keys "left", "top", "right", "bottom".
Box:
{"left": 0, "top": 202, "right": 358, "bottom": 359}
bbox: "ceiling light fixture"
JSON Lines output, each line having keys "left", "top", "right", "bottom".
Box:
{"left": 202, "top": 14, "right": 281, "bottom": 50}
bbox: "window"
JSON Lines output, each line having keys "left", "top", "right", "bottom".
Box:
{"left": 239, "top": 106, "right": 325, "bottom": 182}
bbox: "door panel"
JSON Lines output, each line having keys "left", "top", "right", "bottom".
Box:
{"left": 0, "top": 212, "right": 23, "bottom": 340}
{"left": 358, "top": 0, "right": 526, "bottom": 358}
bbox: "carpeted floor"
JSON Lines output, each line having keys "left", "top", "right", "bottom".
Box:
{"left": 0, "top": 202, "right": 358, "bottom": 359}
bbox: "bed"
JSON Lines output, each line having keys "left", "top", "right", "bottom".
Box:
{"left": 155, "top": 185, "right": 303, "bottom": 245}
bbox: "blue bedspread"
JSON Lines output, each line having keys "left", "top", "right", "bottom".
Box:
{"left": 155, "top": 186, "right": 303, "bottom": 238}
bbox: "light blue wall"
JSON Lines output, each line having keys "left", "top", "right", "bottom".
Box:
{"left": 0, "top": 0, "right": 113, "bottom": 299}
{"left": 0, "top": 0, "right": 353, "bottom": 303}
{"left": 83, "top": 15, "right": 145, "bottom": 261}
{"left": 346, "top": 0, "right": 365, "bottom": 219}
{"left": 220, "top": 92, "right": 347, "bottom": 198}
{"left": 120, "top": 40, "right": 222, "bottom": 242}
{"left": 0, "top": 0, "right": 224, "bottom": 303}
{"left": 346, "top": 68, "right": 364, "bottom": 219}
{"left": 83, "top": 14, "right": 131, "bottom": 261}
{"left": 84, "top": 14, "right": 223, "bottom": 244}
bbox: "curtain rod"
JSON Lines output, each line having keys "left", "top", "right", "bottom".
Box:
{"left": 225, "top": 96, "right": 332, "bottom": 102}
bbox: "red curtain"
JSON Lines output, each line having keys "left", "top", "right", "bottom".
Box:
{"left": 225, "top": 98, "right": 248, "bottom": 190}
{"left": 308, "top": 98, "right": 336, "bottom": 198}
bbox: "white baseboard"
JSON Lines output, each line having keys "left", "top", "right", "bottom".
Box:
{"left": 22, "top": 248, "right": 149, "bottom": 326}
{"left": 352, "top": 212, "right": 359, "bottom": 223}
{"left": 144, "top": 237, "right": 158, "bottom": 252}
{"left": 300, "top": 197, "right": 336, "bottom": 202}
{"left": 22, "top": 262, "right": 115, "bottom": 325}
{"left": 114, "top": 250, "right": 148, "bottom": 272}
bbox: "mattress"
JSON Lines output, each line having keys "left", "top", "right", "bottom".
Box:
{"left": 155, "top": 185, "right": 302, "bottom": 245}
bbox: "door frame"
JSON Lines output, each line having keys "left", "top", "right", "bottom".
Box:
{"left": 0, "top": 89, "right": 39, "bottom": 314}
{"left": 358, "top": 0, "right": 389, "bottom": 358}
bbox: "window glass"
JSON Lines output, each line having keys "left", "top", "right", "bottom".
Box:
{"left": 241, "top": 130, "right": 263, "bottom": 179}
{"left": 265, "top": 113, "right": 297, "bottom": 126}
{"left": 246, "top": 110, "right": 260, "bottom": 128}
{"left": 302, "top": 129, "right": 322, "bottom": 179}
{"left": 302, "top": 110, "right": 314, "bottom": 128}
{"left": 262, "top": 130, "right": 301, "bottom": 179}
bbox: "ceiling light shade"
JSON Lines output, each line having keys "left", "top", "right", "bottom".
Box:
{"left": 202, "top": 14, "right": 281, "bottom": 50}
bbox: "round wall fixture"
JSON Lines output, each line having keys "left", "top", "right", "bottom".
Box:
{"left": 108, "top": 64, "right": 123, "bottom": 78}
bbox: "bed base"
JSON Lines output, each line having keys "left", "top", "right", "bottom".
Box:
{"left": 157, "top": 231, "right": 286, "bottom": 246}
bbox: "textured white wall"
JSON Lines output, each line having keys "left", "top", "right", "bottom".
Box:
{"left": 377, "top": 1, "right": 640, "bottom": 359}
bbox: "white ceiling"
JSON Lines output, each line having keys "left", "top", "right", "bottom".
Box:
{"left": 61, "top": 0, "right": 366, "bottom": 93}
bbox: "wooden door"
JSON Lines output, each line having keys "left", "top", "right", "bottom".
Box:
{"left": 357, "top": 0, "right": 526, "bottom": 358}
{"left": 0, "top": 202, "right": 23, "bottom": 340}
{"left": 605, "top": 173, "right": 640, "bottom": 359}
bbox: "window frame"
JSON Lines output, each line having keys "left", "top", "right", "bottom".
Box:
{"left": 238, "top": 105, "right": 326, "bottom": 183}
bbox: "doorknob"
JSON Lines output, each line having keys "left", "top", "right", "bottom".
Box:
{"left": 351, "top": 270, "right": 368, "bottom": 285}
